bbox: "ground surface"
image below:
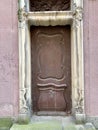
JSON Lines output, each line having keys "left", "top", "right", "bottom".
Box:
{"left": 0, "top": 116, "right": 97, "bottom": 130}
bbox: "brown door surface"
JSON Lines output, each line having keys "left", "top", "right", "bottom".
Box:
{"left": 31, "top": 26, "right": 71, "bottom": 115}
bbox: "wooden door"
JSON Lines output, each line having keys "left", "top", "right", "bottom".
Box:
{"left": 31, "top": 26, "right": 71, "bottom": 115}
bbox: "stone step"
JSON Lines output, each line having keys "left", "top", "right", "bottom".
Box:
{"left": 10, "top": 121, "right": 96, "bottom": 130}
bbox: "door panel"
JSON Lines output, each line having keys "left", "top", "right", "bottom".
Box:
{"left": 30, "top": 0, "right": 70, "bottom": 11}
{"left": 31, "top": 26, "right": 71, "bottom": 114}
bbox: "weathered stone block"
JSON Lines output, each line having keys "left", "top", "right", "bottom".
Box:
{"left": 16, "top": 114, "right": 30, "bottom": 124}
{"left": 85, "top": 123, "right": 96, "bottom": 130}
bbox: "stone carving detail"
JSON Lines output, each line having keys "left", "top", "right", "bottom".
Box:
{"left": 18, "top": 7, "right": 27, "bottom": 22}
{"left": 73, "top": 3, "right": 83, "bottom": 28}
{"left": 30, "top": 0, "right": 70, "bottom": 11}
{"left": 20, "top": 89, "right": 28, "bottom": 113}
{"left": 18, "top": 1, "right": 31, "bottom": 114}
{"left": 74, "top": 7, "right": 83, "bottom": 21}
{"left": 75, "top": 88, "right": 84, "bottom": 113}
{"left": 72, "top": 2, "right": 84, "bottom": 114}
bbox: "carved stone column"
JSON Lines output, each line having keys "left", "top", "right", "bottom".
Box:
{"left": 18, "top": 0, "right": 31, "bottom": 117}
{"left": 72, "top": 0, "right": 85, "bottom": 123}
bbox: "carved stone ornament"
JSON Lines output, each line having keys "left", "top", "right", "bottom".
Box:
{"left": 73, "top": 3, "right": 83, "bottom": 28}
{"left": 72, "top": 2, "right": 84, "bottom": 114}
{"left": 74, "top": 7, "right": 83, "bottom": 21}
{"left": 20, "top": 89, "right": 29, "bottom": 113}
{"left": 18, "top": 7, "right": 27, "bottom": 22}
{"left": 30, "top": 0, "right": 70, "bottom": 11}
{"left": 75, "top": 88, "right": 84, "bottom": 114}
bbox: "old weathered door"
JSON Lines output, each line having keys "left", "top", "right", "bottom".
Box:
{"left": 31, "top": 26, "right": 71, "bottom": 115}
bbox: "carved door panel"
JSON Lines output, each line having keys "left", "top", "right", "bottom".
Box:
{"left": 31, "top": 26, "right": 71, "bottom": 114}
{"left": 30, "top": 0, "right": 70, "bottom": 11}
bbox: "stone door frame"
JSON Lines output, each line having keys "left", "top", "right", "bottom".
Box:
{"left": 18, "top": 0, "right": 85, "bottom": 121}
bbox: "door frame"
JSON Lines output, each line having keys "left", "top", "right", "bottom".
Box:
{"left": 18, "top": 0, "right": 85, "bottom": 121}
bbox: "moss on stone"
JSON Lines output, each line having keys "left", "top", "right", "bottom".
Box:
{"left": 0, "top": 118, "right": 13, "bottom": 130}
{"left": 11, "top": 121, "right": 62, "bottom": 130}
{"left": 64, "top": 124, "right": 76, "bottom": 130}
{"left": 16, "top": 115, "right": 30, "bottom": 124}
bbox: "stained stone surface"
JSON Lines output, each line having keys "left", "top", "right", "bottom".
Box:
{"left": 10, "top": 116, "right": 96, "bottom": 130}
{"left": 0, "top": 118, "right": 13, "bottom": 130}
{"left": 10, "top": 121, "right": 62, "bottom": 130}
{"left": 0, "top": 0, "right": 19, "bottom": 117}
{"left": 85, "top": 123, "right": 96, "bottom": 130}
{"left": 10, "top": 123, "right": 97, "bottom": 130}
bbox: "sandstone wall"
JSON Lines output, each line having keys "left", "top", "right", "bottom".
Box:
{"left": 84, "top": 0, "right": 98, "bottom": 116}
{"left": 0, "top": 0, "right": 19, "bottom": 116}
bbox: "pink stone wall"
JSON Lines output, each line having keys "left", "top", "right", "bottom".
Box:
{"left": 0, "top": 0, "right": 19, "bottom": 116}
{"left": 0, "top": 0, "right": 98, "bottom": 117}
{"left": 84, "top": 0, "right": 98, "bottom": 116}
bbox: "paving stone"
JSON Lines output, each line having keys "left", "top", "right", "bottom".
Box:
{"left": 10, "top": 121, "right": 62, "bottom": 130}
{"left": 85, "top": 123, "right": 96, "bottom": 130}
{"left": 75, "top": 125, "right": 85, "bottom": 130}
{"left": 10, "top": 117, "right": 97, "bottom": 130}
{"left": 64, "top": 124, "right": 76, "bottom": 130}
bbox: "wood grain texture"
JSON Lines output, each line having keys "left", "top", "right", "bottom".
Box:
{"left": 31, "top": 26, "right": 71, "bottom": 114}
